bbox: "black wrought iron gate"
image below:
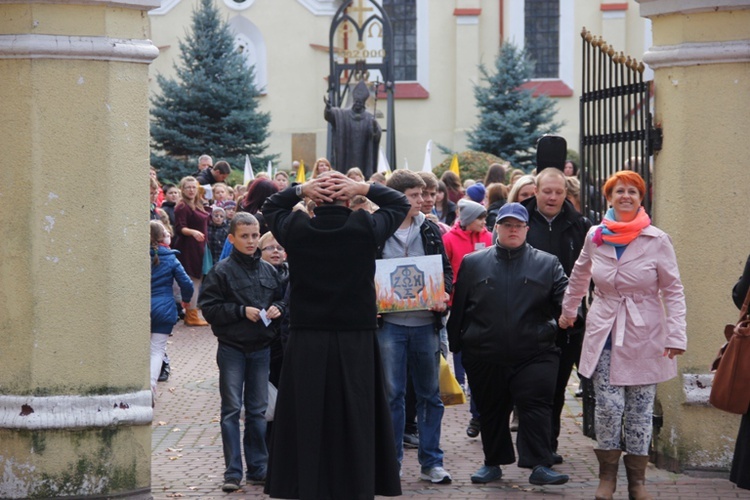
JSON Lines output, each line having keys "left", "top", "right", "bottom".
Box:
{"left": 579, "top": 28, "right": 661, "bottom": 221}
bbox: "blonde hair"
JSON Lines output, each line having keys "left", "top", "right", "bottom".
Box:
{"left": 178, "top": 176, "right": 206, "bottom": 212}
{"left": 508, "top": 175, "right": 536, "bottom": 203}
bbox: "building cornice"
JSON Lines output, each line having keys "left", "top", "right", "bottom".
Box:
{"left": 0, "top": 34, "right": 160, "bottom": 63}
{"left": 643, "top": 39, "right": 750, "bottom": 68}
{"left": 636, "top": 0, "right": 750, "bottom": 17}
{"left": 0, "top": 391, "right": 152, "bottom": 430}
{"left": 0, "top": 0, "right": 160, "bottom": 9}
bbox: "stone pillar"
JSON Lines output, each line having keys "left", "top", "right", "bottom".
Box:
{"left": 453, "top": 2, "right": 481, "bottom": 147}
{"left": 636, "top": 0, "right": 750, "bottom": 472}
{"left": 0, "top": 2, "right": 159, "bottom": 497}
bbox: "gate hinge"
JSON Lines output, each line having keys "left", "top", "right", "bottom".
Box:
{"left": 649, "top": 124, "right": 663, "bottom": 154}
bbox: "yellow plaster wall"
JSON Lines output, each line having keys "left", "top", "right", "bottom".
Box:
{"left": 0, "top": 57, "right": 150, "bottom": 397}
{"left": 0, "top": 2, "right": 154, "bottom": 496}
{"left": 651, "top": 10, "right": 750, "bottom": 45}
{"left": 0, "top": 4, "right": 148, "bottom": 39}
{"left": 646, "top": 10, "right": 750, "bottom": 470}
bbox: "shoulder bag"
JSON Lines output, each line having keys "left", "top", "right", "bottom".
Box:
{"left": 709, "top": 285, "right": 750, "bottom": 414}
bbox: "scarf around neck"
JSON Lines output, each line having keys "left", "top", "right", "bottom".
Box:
{"left": 592, "top": 207, "right": 651, "bottom": 247}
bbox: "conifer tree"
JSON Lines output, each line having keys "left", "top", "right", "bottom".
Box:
{"left": 467, "top": 42, "right": 562, "bottom": 171}
{"left": 150, "top": 0, "right": 272, "bottom": 181}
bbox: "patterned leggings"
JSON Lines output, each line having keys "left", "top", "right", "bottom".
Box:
{"left": 593, "top": 348, "right": 656, "bottom": 455}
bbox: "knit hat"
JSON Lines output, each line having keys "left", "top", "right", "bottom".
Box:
{"left": 466, "top": 182, "right": 486, "bottom": 203}
{"left": 458, "top": 199, "right": 486, "bottom": 227}
{"left": 217, "top": 200, "right": 236, "bottom": 210}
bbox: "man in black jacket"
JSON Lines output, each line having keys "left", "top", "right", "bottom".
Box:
{"left": 262, "top": 171, "right": 406, "bottom": 500}
{"left": 198, "top": 212, "right": 286, "bottom": 492}
{"left": 195, "top": 160, "right": 230, "bottom": 186}
{"left": 447, "top": 202, "right": 569, "bottom": 487}
{"left": 522, "top": 167, "right": 592, "bottom": 462}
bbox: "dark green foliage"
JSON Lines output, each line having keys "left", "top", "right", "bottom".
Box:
{"left": 432, "top": 150, "right": 505, "bottom": 182}
{"left": 467, "top": 42, "right": 563, "bottom": 171}
{"left": 150, "top": 0, "right": 273, "bottom": 182}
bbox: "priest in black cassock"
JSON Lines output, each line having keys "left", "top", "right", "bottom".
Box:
{"left": 263, "top": 171, "right": 408, "bottom": 500}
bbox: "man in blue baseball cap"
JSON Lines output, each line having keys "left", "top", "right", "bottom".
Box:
{"left": 447, "top": 202, "right": 571, "bottom": 487}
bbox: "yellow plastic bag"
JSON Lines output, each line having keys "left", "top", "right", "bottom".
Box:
{"left": 439, "top": 355, "right": 466, "bottom": 406}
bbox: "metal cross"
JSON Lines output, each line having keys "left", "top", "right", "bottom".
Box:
{"left": 348, "top": 0, "right": 373, "bottom": 26}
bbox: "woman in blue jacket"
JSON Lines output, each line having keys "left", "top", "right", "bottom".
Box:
{"left": 150, "top": 221, "right": 193, "bottom": 402}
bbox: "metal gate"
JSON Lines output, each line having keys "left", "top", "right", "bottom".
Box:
{"left": 579, "top": 28, "right": 661, "bottom": 222}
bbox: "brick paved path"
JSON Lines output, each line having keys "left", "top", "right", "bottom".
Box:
{"left": 151, "top": 323, "right": 748, "bottom": 499}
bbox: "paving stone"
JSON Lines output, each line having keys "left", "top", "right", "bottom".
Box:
{"left": 151, "top": 323, "right": 748, "bottom": 499}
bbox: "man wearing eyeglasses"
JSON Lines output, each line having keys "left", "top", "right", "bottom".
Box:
{"left": 447, "top": 202, "right": 570, "bottom": 487}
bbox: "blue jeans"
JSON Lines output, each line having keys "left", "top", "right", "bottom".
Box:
{"left": 378, "top": 322, "right": 444, "bottom": 468}
{"left": 216, "top": 343, "right": 270, "bottom": 481}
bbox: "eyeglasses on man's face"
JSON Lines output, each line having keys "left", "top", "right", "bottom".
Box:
{"left": 498, "top": 222, "right": 527, "bottom": 231}
{"left": 261, "top": 245, "right": 284, "bottom": 252}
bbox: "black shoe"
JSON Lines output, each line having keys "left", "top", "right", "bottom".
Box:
{"left": 529, "top": 465, "right": 569, "bottom": 485}
{"left": 221, "top": 478, "right": 241, "bottom": 492}
{"left": 403, "top": 432, "right": 419, "bottom": 449}
{"left": 470, "top": 465, "right": 502, "bottom": 484}
{"left": 176, "top": 302, "right": 185, "bottom": 320}
{"left": 552, "top": 452, "right": 563, "bottom": 464}
{"left": 466, "top": 418, "right": 480, "bottom": 438}
{"left": 158, "top": 362, "right": 170, "bottom": 382}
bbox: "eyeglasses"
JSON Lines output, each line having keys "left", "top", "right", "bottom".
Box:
{"left": 498, "top": 222, "right": 527, "bottom": 231}
{"left": 261, "top": 245, "right": 284, "bottom": 252}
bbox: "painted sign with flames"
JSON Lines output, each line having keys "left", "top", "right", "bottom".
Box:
{"left": 375, "top": 255, "right": 445, "bottom": 313}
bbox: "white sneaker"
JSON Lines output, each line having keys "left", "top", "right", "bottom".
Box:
{"left": 420, "top": 466, "right": 452, "bottom": 484}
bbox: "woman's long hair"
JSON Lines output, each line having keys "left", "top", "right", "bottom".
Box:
{"left": 241, "top": 179, "right": 278, "bottom": 214}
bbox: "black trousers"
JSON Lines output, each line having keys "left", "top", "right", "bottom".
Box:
{"left": 463, "top": 349, "right": 559, "bottom": 469}
{"left": 551, "top": 329, "right": 583, "bottom": 452}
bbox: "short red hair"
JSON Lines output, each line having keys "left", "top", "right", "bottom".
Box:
{"left": 603, "top": 170, "right": 646, "bottom": 199}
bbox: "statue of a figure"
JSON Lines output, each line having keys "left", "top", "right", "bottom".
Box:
{"left": 324, "top": 80, "right": 382, "bottom": 179}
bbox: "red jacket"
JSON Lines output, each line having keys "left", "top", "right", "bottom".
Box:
{"left": 442, "top": 224, "right": 493, "bottom": 286}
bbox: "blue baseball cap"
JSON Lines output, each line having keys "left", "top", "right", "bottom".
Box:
{"left": 495, "top": 202, "right": 529, "bottom": 224}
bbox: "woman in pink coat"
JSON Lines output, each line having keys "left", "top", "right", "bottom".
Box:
{"left": 559, "top": 171, "right": 686, "bottom": 500}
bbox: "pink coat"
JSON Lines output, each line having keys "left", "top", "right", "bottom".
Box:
{"left": 562, "top": 225, "right": 687, "bottom": 386}
{"left": 442, "top": 225, "right": 493, "bottom": 284}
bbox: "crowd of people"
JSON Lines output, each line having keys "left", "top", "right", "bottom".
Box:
{"left": 145, "top": 154, "right": 747, "bottom": 500}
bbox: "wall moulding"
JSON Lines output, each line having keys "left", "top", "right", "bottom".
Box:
{"left": 643, "top": 39, "right": 750, "bottom": 68}
{"left": 637, "top": 0, "right": 750, "bottom": 17}
{"left": 0, "top": 0, "right": 160, "bottom": 9}
{"left": 0, "top": 391, "right": 152, "bottom": 430}
{"left": 0, "top": 34, "right": 160, "bottom": 63}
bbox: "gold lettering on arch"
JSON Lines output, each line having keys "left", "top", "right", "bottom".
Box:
{"left": 368, "top": 21, "right": 383, "bottom": 39}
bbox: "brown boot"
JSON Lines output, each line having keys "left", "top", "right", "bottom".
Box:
{"left": 184, "top": 308, "right": 208, "bottom": 327}
{"left": 623, "top": 454, "right": 653, "bottom": 500}
{"left": 594, "top": 449, "right": 621, "bottom": 500}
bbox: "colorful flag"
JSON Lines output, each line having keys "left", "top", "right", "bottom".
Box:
{"left": 244, "top": 155, "right": 254, "bottom": 185}
{"left": 296, "top": 160, "right": 306, "bottom": 183}
{"left": 422, "top": 140, "right": 433, "bottom": 172}
{"left": 449, "top": 154, "right": 460, "bottom": 179}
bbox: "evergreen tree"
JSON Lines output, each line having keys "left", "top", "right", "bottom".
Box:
{"left": 467, "top": 42, "right": 562, "bottom": 171}
{"left": 150, "top": 0, "right": 272, "bottom": 182}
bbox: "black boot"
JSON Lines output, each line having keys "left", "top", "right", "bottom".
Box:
{"left": 158, "top": 361, "right": 170, "bottom": 382}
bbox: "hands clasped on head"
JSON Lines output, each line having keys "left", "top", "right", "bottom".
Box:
{"left": 302, "top": 171, "right": 369, "bottom": 205}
